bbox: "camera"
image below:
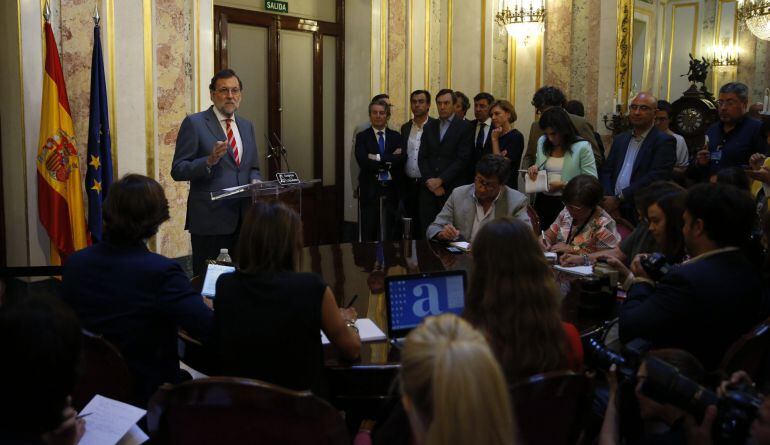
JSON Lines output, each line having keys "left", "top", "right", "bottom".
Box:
{"left": 640, "top": 252, "right": 675, "bottom": 281}
{"left": 641, "top": 356, "right": 762, "bottom": 445}
{"left": 582, "top": 326, "right": 651, "bottom": 381}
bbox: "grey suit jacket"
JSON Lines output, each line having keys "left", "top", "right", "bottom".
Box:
{"left": 426, "top": 184, "right": 531, "bottom": 241}
{"left": 171, "top": 107, "right": 261, "bottom": 235}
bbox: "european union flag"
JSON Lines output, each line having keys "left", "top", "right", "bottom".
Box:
{"left": 86, "top": 22, "right": 113, "bottom": 243}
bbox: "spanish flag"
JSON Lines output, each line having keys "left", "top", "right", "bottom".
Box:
{"left": 36, "top": 21, "right": 89, "bottom": 265}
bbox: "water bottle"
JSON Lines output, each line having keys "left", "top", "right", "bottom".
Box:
{"left": 216, "top": 248, "right": 232, "bottom": 263}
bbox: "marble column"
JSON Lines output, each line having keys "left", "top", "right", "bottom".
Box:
{"left": 543, "top": 0, "right": 574, "bottom": 95}
{"left": 155, "top": 0, "right": 195, "bottom": 258}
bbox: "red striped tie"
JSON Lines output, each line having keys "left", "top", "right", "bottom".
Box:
{"left": 225, "top": 118, "right": 240, "bottom": 166}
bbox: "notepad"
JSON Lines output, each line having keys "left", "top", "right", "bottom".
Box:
{"left": 524, "top": 170, "right": 549, "bottom": 193}
{"left": 78, "top": 395, "right": 147, "bottom": 445}
{"left": 321, "top": 318, "right": 387, "bottom": 344}
{"left": 554, "top": 265, "right": 594, "bottom": 277}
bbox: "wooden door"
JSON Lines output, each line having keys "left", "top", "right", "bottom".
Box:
{"left": 214, "top": 5, "right": 344, "bottom": 245}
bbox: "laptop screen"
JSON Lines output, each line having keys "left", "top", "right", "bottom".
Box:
{"left": 385, "top": 271, "right": 466, "bottom": 338}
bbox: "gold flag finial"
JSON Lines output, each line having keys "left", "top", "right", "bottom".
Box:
{"left": 43, "top": 0, "right": 51, "bottom": 22}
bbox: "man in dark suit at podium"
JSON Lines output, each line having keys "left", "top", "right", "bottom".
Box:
{"left": 171, "top": 69, "right": 262, "bottom": 276}
{"left": 355, "top": 99, "right": 404, "bottom": 241}
{"left": 417, "top": 89, "right": 473, "bottom": 236}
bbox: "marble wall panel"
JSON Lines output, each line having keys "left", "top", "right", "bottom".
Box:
{"left": 59, "top": 0, "right": 99, "bottom": 202}
{"left": 155, "top": 0, "right": 194, "bottom": 258}
{"left": 544, "top": 0, "right": 573, "bottom": 95}
{"left": 388, "top": 0, "right": 408, "bottom": 126}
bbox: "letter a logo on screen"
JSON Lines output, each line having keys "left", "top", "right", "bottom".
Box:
{"left": 411, "top": 283, "right": 441, "bottom": 317}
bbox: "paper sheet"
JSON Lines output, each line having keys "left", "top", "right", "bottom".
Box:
{"left": 116, "top": 425, "right": 149, "bottom": 445}
{"left": 78, "top": 395, "right": 147, "bottom": 445}
{"left": 201, "top": 264, "right": 235, "bottom": 297}
{"left": 553, "top": 265, "right": 594, "bottom": 277}
{"left": 321, "top": 318, "right": 387, "bottom": 345}
{"left": 449, "top": 241, "right": 470, "bottom": 251}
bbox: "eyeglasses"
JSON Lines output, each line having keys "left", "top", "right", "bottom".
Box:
{"left": 629, "top": 104, "right": 653, "bottom": 112}
{"left": 215, "top": 87, "right": 242, "bottom": 96}
{"left": 564, "top": 203, "right": 584, "bottom": 212}
{"left": 474, "top": 176, "right": 500, "bottom": 189}
{"left": 716, "top": 99, "right": 740, "bottom": 107}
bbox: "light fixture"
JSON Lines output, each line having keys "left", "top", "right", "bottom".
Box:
{"left": 737, "top": 0, "right": 770, "bottom": 41}
{"left": 495, "top": 0, "right": 546, "bottom": 44}
{"left": 709, "top": 42, "right": 739, "bottom": 67}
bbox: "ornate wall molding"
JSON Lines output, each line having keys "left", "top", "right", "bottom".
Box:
{"left": 616, "top": 0, "right": 633, "bottom": 108}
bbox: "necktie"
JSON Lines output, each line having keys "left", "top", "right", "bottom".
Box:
{"left": 377, "top": 131, "right": 385, "bottom": 157}
{"left": 225, "top": 118, "right": 240, "bottom": 166}
{"left": 476, "top": 122, "right": 486, "bottom": 150}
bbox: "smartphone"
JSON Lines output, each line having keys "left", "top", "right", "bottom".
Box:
{"left": 446, "top": 247, "right": 464, "bottom": 254}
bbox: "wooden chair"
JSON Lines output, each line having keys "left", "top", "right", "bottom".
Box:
{"left": 71, "top": 330, "right": 134, "bottom": 410}
{"left": 527, "top": 204, "right": 541, "bottom": 235}
{"left": 509, "top": 370, "right": 591, "bottom": 445}
{"left": 147, "top": 377, "right": 350, "bottom": 445}
{"left": 719, "top": 316, "right": 770, "bottom": 392}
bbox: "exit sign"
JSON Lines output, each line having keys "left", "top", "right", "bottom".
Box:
{"left": 265, "top": 0, "right": 288, "bottom": 13}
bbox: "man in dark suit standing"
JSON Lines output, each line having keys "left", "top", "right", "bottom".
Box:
{"left": 467, "top": 92, "right": 495, "bottom": 182}
{"left": 417, "top": 89, "right": 473, "bottom": 236}
{"left": 600, "top": 92, "right": 676, "bottom": 222}
{"left": 401, "top": 90, "right": 436, "bottom": 239}
{"left": 619, "top": 184, "right": 764, "bottom": 370}
{"left": 171, "top": 69, "right": 261, "bottom": 276}
{"left": 355, "top": 99, "right": 405, "bottom": 241}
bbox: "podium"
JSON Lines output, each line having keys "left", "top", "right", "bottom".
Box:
{"left": 210, "top": 178, "right": 321, "bottom": 218}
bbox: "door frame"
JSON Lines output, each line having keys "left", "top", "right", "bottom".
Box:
{"left": 214, "top": 4, "right": 345, "bottom": 244}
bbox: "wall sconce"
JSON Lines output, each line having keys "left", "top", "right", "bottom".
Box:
{"left": 708, "top": 43, "right": 739, "bottom": 67}
{"left": 495, "top": 0, "right": 546, "bottom": 44}
{"left": 737, "top": 0, "right": 770, "bottom": 41}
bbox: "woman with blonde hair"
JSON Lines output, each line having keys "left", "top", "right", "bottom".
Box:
{"left": 465, "top": 216, "right": 583, "bottom": 383}
{"left": 399, "top": 313, "right": 516, "bottom": 445}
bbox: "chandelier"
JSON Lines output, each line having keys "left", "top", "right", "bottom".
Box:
{"left": 495, "top": 0, "right": 546, "bottom": 43}
{"left": 737, "top": 0, "right": 770, "bottom": 41}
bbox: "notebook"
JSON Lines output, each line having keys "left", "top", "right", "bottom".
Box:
{"left": 553, "top": 264, "right": 594, "bottom": 277}
{"left": 320, "top": 318, "right": 386, "bottom": 344}
{"left": 385, "top": 271, "right": 467, "bottom": 340}
{"left": 201, "top": 263, "right": 236, "bottom": 298}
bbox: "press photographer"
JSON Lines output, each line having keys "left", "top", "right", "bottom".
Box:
{"left": 598, "top": 350, "right": 764, "bottom": 445}
{"left": 619, "top": 183, "right": 765, "bottom": 371}
{"left": 598, "top": 184, "right": 686, "bottom": 286}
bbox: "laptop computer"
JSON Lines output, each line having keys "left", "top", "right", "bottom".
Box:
{"left": 384, "top": 270, "right": 467, "bottom": 342}
{"left": 201, "top": 263, "right": 236, "bottom": 298}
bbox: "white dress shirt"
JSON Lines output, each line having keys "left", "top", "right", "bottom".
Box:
{"left": 406, "top": 119, "right": 426, "bottom": 178}
{"left": 474, "top": 118, "right": 493, "bottom": 146}
{"left": 212, "top": 107, "right": 244, "bottom": 161}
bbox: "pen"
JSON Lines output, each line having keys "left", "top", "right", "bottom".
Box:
{"left": 345, "top": 294, "right": 359, "bottom": 309}
{"left": 76, "top": 412, "right": 92, "bottom": 420}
